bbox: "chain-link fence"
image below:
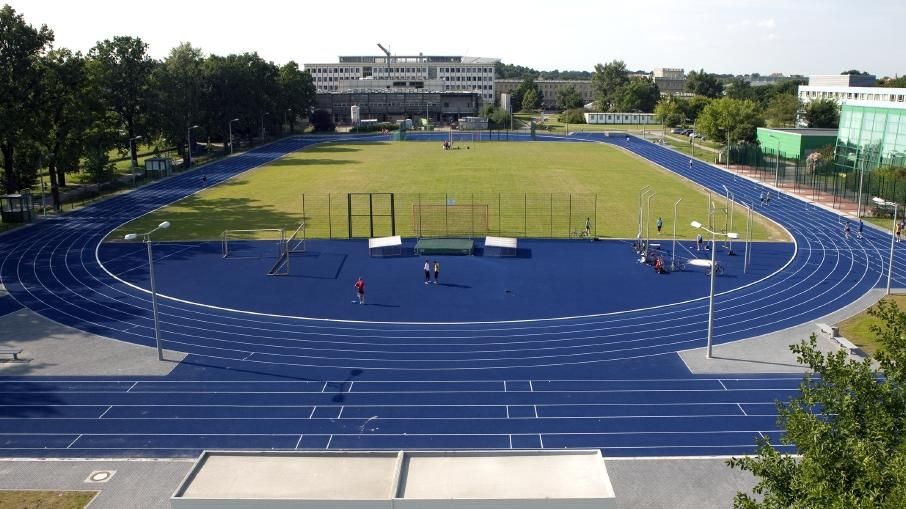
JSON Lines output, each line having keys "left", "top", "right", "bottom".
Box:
{"left": 729, "top": 143, "right": 906, "bottom": 214}
{"left": 300, "top": 193, "right": 599, "bottom": 239}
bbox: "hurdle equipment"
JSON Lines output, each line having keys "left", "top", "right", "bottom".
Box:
{"left": 369, "top": 235, "right": 402, "bottom": 257}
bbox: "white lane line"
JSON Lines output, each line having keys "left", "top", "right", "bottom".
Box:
{"left": 529, "top": 380, "right": 534, "bottom": 392}
{"left": 321, "top": 382, "right": 328, "bottom": 393}
{"left": 294, "top": 435, "right": 303, "bottom": 449}
{"left": 503, "top": 380, "right": 508, "bottom": 392}
{"left": 309, "top": 407, "right": 317, "bottom": 419}
{"left": 337, "top": 406, "right": 344, "bottom": 419}
{"left": 126, "top": 382, "right": 138, "bottom": 393}
{"left": 348, "top": 381, "right": 354, "bottom": 392}
{"left": 539, "top": 434, "right": 544, "bottom": 449}
{"left": 98, "top": 406, "right": 113, "bottom": 419}
{"left": 325, "top": 435, "right": 333, "bottom": 449}
{"left": 737, "top": 404, "right": 748, "bottom": 416}
{"left": 718, "top": 380, "right": 728, "bottom": 390}
{"left": 509, "top": 435, "right": 513, "bottom": 449}
{"left": 534, "top": 405, "right": 539, "bottom": 418}
{"left": 505, "top": 405, "right": 510, "bottom": 419}
{"left": 66, "top": 435, "right": 82, "bottom": 449}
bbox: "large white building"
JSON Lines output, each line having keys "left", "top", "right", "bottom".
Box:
{"left": 796, "top": 74, "right": 906, "bottom": 107}
{"left": 304, "top": 54, "right": 498, "bottom": 104}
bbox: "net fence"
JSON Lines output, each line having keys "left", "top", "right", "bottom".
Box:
{"left": 301, "top": 193, "right": 599, "bottom": 238}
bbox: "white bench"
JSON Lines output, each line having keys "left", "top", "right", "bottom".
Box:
{"left": 0, "top": 348, "right": 23, "bottom": 361}
{"left": 815, "top": 322, "right": 859, "bottom": 355}
{"left": 485, "top": 236, "right": 518, "bottom": 256}
{"left": 368, "top": 235, "right": 402, "bottom": 257}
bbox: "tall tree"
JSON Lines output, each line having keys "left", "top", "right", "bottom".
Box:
{"left": 685, "top": 69, "right": 724, "bottom": 98}
{"left": 0, "top": 5, "right": 54, "bottom": 193}
{"left": 803, "top": 98, "right": 840, "bottom": 128}
{"left": 592, "top": 60, "right": 629, "bottom": 112}
{"left": 153, "top": 42, "right": 204, "bottom": 163}
{"left": 725, "top": 77, "right": 754, "bottom": 101}
{"left": 521, "top": 88, "right": 540, "bottom": 111}
{"left": 614, "top": 78, "right": 660, "bottom": 113}
{"left": 655, "top": 97, "right": 685, "bottom": 127}
{"left": 841, "top": 69, "right": 872, "bottom": 76}
{"left": 512, "top": 77, "right": 542, "bottom": 112}
{"left": 277, "top": 61, "right": 316, "bottom": 134}
{"left": 38, "top": 48, "right": 91, "bottom": 208}
{"left": 764, "top": 94, "right": 800, "bottom": 128}
{"left": 556, "top": 85, "right": 584, "bottom": 110}
{"left": 88, "top": 36, "right": 157, "bottom": 167}
{"left": 695, "top": 97, "right": 765, "bottom": 144}
{"left": 729, "top": 299, "right": 906, "bottom": 508}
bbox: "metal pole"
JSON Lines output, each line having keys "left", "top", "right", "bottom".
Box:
{"left": 146, "top": 235, "right": 164, "bottom": 361}
{"left": 40, "top": 177, "right": 46, "bottom": 217}
{"left": 888, "top": 203, "right": 898, "bottom": 295}
{"left": 671, "top": 198, "right": 682, "bottom": 271}
{"left": 857, "top": 157, "right": 866, "bottom": 218}
{"left": 639, "top": 187, "right": 651, "bottom": 251}
{"left": 229, "top": 122, "right": 234, "bottom": 154}
{"left": 744, "top": 204, "right": 752, "bottom": 273}
{"left": 706, "top": 229, "right": 717, "bottom": 358}
{"left": 646, "top": 193, "right": 656, "bottom": 254}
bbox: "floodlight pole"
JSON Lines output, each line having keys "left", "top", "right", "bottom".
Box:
{"left": 744, "top": 203, "right": 752, "bottom": 273}
{"left": 671, "top": 198, "right": 682, "bottom": 271}
{"left": 691, "top": 221, "right": 737, "bottom": 359}
{"left": 889, "top": 202, "right": 898, "bottom": 295}
{"left": 857, "top": 156, "right": 866, "bottom": 219}
{"left": 124, "top": 221, "right": 171, "bottom": 361}
{"left": 722, "top": 185, "right": 735, "bottom": 255}
{"left": 638, "top": 186, "right": 651, "bottom": 251}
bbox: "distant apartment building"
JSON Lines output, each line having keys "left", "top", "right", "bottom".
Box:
{"left": 494, "top": 79, "right": 593, "bottom": 110}
{"left": 652, "top": 68, "right": 686, "bottom": 95}
{"left": 304, "top": 54, "right": 498, "bottom": 104}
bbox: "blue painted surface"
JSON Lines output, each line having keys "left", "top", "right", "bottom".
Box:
{"left": 0, "top": 133, "right": 899, "bottom": 458}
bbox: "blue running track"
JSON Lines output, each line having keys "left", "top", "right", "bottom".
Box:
{"left": 0, "top": 133, "right": 902, "bottom": 458}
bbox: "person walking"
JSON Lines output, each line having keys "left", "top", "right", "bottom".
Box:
{"left": 897, "top": 220, "right": 903, "bottom": 243}
{"left": 696, "top": 233, "right": 704, "bottom": 252}
{"left": 844, "top": 220, "right": 851, "bottom": 240}
{"left": 423, "top": 259, "right": 431, "bottom": 284}
{"left": 202, "top": 175, "right": 208, "bottom": 187}
{"left": 759, "top": 192, "right": 765, "bottom": 205}
{"left": 656, "top": 217, "right": 663, "bottom": 234}
{"left": 354, "top": 277, "right": 365, "bottom": 305}
{"left": 584, "top": 217, "right": 591, "bottom": 238}
{"left": 433, "top": 260, "right": 440, "bottom": 285}
{"left": 688, "top": 159, "right": 693, "bottom": 170}
{"left": 857, "top": 219, "right": 864, "bottom": 239}
{"left": 765, "top": 191, "right": 771, "bottom": 206}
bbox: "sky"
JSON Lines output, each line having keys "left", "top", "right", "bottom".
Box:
{"left": 10, "top": 0, "right": 906, "bottom": 77}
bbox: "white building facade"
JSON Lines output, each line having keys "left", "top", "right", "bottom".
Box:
{"left": 305, "top": 55, "right": 498, "bottom": 105}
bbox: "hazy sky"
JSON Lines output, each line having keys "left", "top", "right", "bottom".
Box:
{"left": 11, "top": 0, "right": 905, "bottom": 77}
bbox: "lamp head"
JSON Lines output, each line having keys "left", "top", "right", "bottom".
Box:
{"left": 124, "top": 233, "right": 137, "bottom": 241}
{"left": 690, "top": 221, "right": 703, "bottom": 229}
{"left": 727, "top": 232, "right": 739, "bottom": 239}
{"left": 159, "top": 221, "right": 171, "bottom": 229}
{"left": 231, "top": 118, "right": 240, "bottom": 122}
{"left": 190, "top": 124, "right": 200, "bottom": 129}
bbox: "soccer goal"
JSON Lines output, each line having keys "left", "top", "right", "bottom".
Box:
{"left": 221, "top": 228, "right": 289, "bottom": 276}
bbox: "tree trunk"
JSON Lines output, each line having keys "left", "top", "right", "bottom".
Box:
{"left": 48, "top": 162, "right": 61, "bottom": 210}
{"left": 1, "top": 143, "right": 16, "bottom": 193}
{"left": 289, "top": 119, "right": 296, "bottom": 134}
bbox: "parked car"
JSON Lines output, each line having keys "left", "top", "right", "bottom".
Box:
{"left": 671, "top": 128, "right": 684, "bottom": 134}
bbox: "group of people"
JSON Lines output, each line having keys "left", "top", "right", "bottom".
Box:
{"left": 759, "top": 191, "right": 771, "bottom": 206}
{"left": 842, "top": 218, "right": 865, "bottom": 240}
{"left": 423, "top": 259, "right": 440, "bottom": 284}
{"left": 353, "top": 259, "right": 442, "bottom": 304}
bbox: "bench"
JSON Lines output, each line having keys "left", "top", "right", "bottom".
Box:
{"left": 368, "top": 235, "right": 402, "bottom": 257}
{"left": 0, "top": 348, "right": 23, "bottom": 361}
{"left": 815, "top": 322, "right": 859, "bottom": 355}
{"left": 484, "top": 236, "right": 518, "bottom": 256}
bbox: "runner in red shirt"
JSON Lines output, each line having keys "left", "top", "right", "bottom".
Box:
{"left": 354, "top": 277, "right": 365, "bottom": 304}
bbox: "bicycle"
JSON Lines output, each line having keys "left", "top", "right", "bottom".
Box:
{"left": 570, "top": 228, "right": 591, "bottom": 240}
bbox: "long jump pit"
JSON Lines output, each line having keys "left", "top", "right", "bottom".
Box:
{"left": 171, "top": 450, "right": 616, "bottom": 508}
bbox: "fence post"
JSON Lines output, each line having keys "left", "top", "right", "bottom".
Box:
{"left": 498, "top": 193, "right": 501, "bottom": 236}
{"left": 328, "top": 193, "right": 332, "bottom": 238}
{"left": 594, "top": 193, "right": 598, "bottom": 237}
{"left": 568, "top": 194, "right": 572, "bottom": 237}
{"left": 524, "top": 193, "right": 527, "bottom": 238}
{"left": 550, "top": 194, "right": 553, "bottom": 238}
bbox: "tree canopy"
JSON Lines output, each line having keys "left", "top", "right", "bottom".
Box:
{"left": 803, "top": 99, "right": 840, "bottom": 128}
{"left": 592, "top": 60, "right": 630, "bottom": 112}
{"left": 729, "top": 299, "right": 906, "bottom": 508}
{"left": 685, "top": 69, "right": 724, "bottom": 98}
{"left": 695, "top": 97, "right": 765, "bottom": 144}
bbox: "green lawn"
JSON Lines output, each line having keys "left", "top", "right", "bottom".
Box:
{"left": 111, "top": 141, "right": 789, "bottom": 242}
{"left": 0, "top": 490, "right": 97, "bottom": 509}
{"left": 837, "top": 295, "right": 906, "bottom": 355}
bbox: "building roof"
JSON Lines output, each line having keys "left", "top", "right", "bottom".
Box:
{"left": 767, "top": 128, "right": 839, "bottom": 137}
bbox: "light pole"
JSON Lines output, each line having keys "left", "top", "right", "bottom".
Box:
{"left": 129, "top": 135, "right": 142, "bottom": 187}
{"left": 722, "top": 185, "right": 735, "bottom": 255}
{"left": 874, "top": 197, "right": 898, "bottom": 295}
{"left": 124, "top": 221, "right": 171, "bottom": 361}
{"left": 186, "top": 125, "right": 200, "bottom": 168}
{"left": 743, "top": 203, "right": 753, "bottom": 273}
{"left": 726, "top": 125, "right": 731, "bottom": 170}
{"left": 260, "top": 112, "right": 270, "bottom": 139}
{"left": 857, "top": 154, "right": 867, "bottom": 219}
{"left": 638, "top": 186, "right": 651, "bottom": 251}
{"left": 228, "top": 118, "right": 240, "bottom": 154}
{"left": 646, "top": 192, "right": 657, "bottom": 254}
{"left": 671, "top": 198, "right": 683, "bottom": 271}
{"left": 767, "top": 134, "right": 781, "bottom": 187}
{"left": 691, "top": 220, "right": 739, "bottom": 358}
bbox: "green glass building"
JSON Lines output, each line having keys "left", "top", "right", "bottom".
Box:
{"left": 835, "top": 102, "right": 906, "bottom": 172}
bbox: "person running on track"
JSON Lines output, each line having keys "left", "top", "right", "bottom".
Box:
{"left": 844, "top": 220, "right": 851, "bottom": 240}
{"left": 354, "top": 277, "right": 365, "bottom": 304}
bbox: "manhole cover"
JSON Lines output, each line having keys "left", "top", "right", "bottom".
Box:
{"left": 85, "top": 470, "right": 116, "bottom": 483}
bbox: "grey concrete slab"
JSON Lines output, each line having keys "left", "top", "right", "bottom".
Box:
{"left": 0, "top": 459, "right": 194, "bottom": 509}
{"left": 679, "top": 289, "right": 887, "bottom": 374}
{"left": 0, "top": 309, "right": 185, "bottom": 376}
{"left": 606, "top": 457, "right": 756, "bottom": 509}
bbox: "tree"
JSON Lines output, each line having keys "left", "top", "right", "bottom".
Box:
{"left": 684, "top": 96, "right": 712, "bottom": 124}
{"left": 37, "top": 48, "right": 91, "bottom": 209}
{"left": 729, "top": 299, "right": 906, "bottom": 508}
{"left": 557, "top": 85, "right": 584, "bottom": 110}
{"left": 592, "top": 60, "right": 629, "bottom": 111}
{"left": 655, "top": 97, "right": 685, "bottom": 127}
{"left": 521, "top": 88, "right": 540, "bottom": 111}
{"left": 764, "top": 94, "right": 800, "bottom": 128}
{"left": 841, "top": 69, "right": 872, "bottom": 76}
{"left": 803, "top": 99, "right": 839, "bottom": 128}
{"left": 614, "top": 77, "right": 660, "bottom": 113}
{"left": 277, "top": 62, "right": 316, "bottom": 134}
{"left": 881, "top": 76, "right": 906, "bottom": 88}
{"left": 685, "top": 69, "right": 724, "bottom": 98}
{"left": 725, "top": 77, "right": 754, "bottom": 101}
{"left": 153, "top": 42, "right": 204, "bottom": 162}
{"left": 0, "top": 5, "right": 54, "bottom": 193}
{"left": 695, "top": 97, "right": 765, "bottom": 144}
{"left": 512, "top": 77, "right": 542, "bottom": 112}
{"left": 88, "top": 36, "right": 157, "bottom": 167}
{"left": 558, "top": 108, "right": 586, "bottom": 125}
